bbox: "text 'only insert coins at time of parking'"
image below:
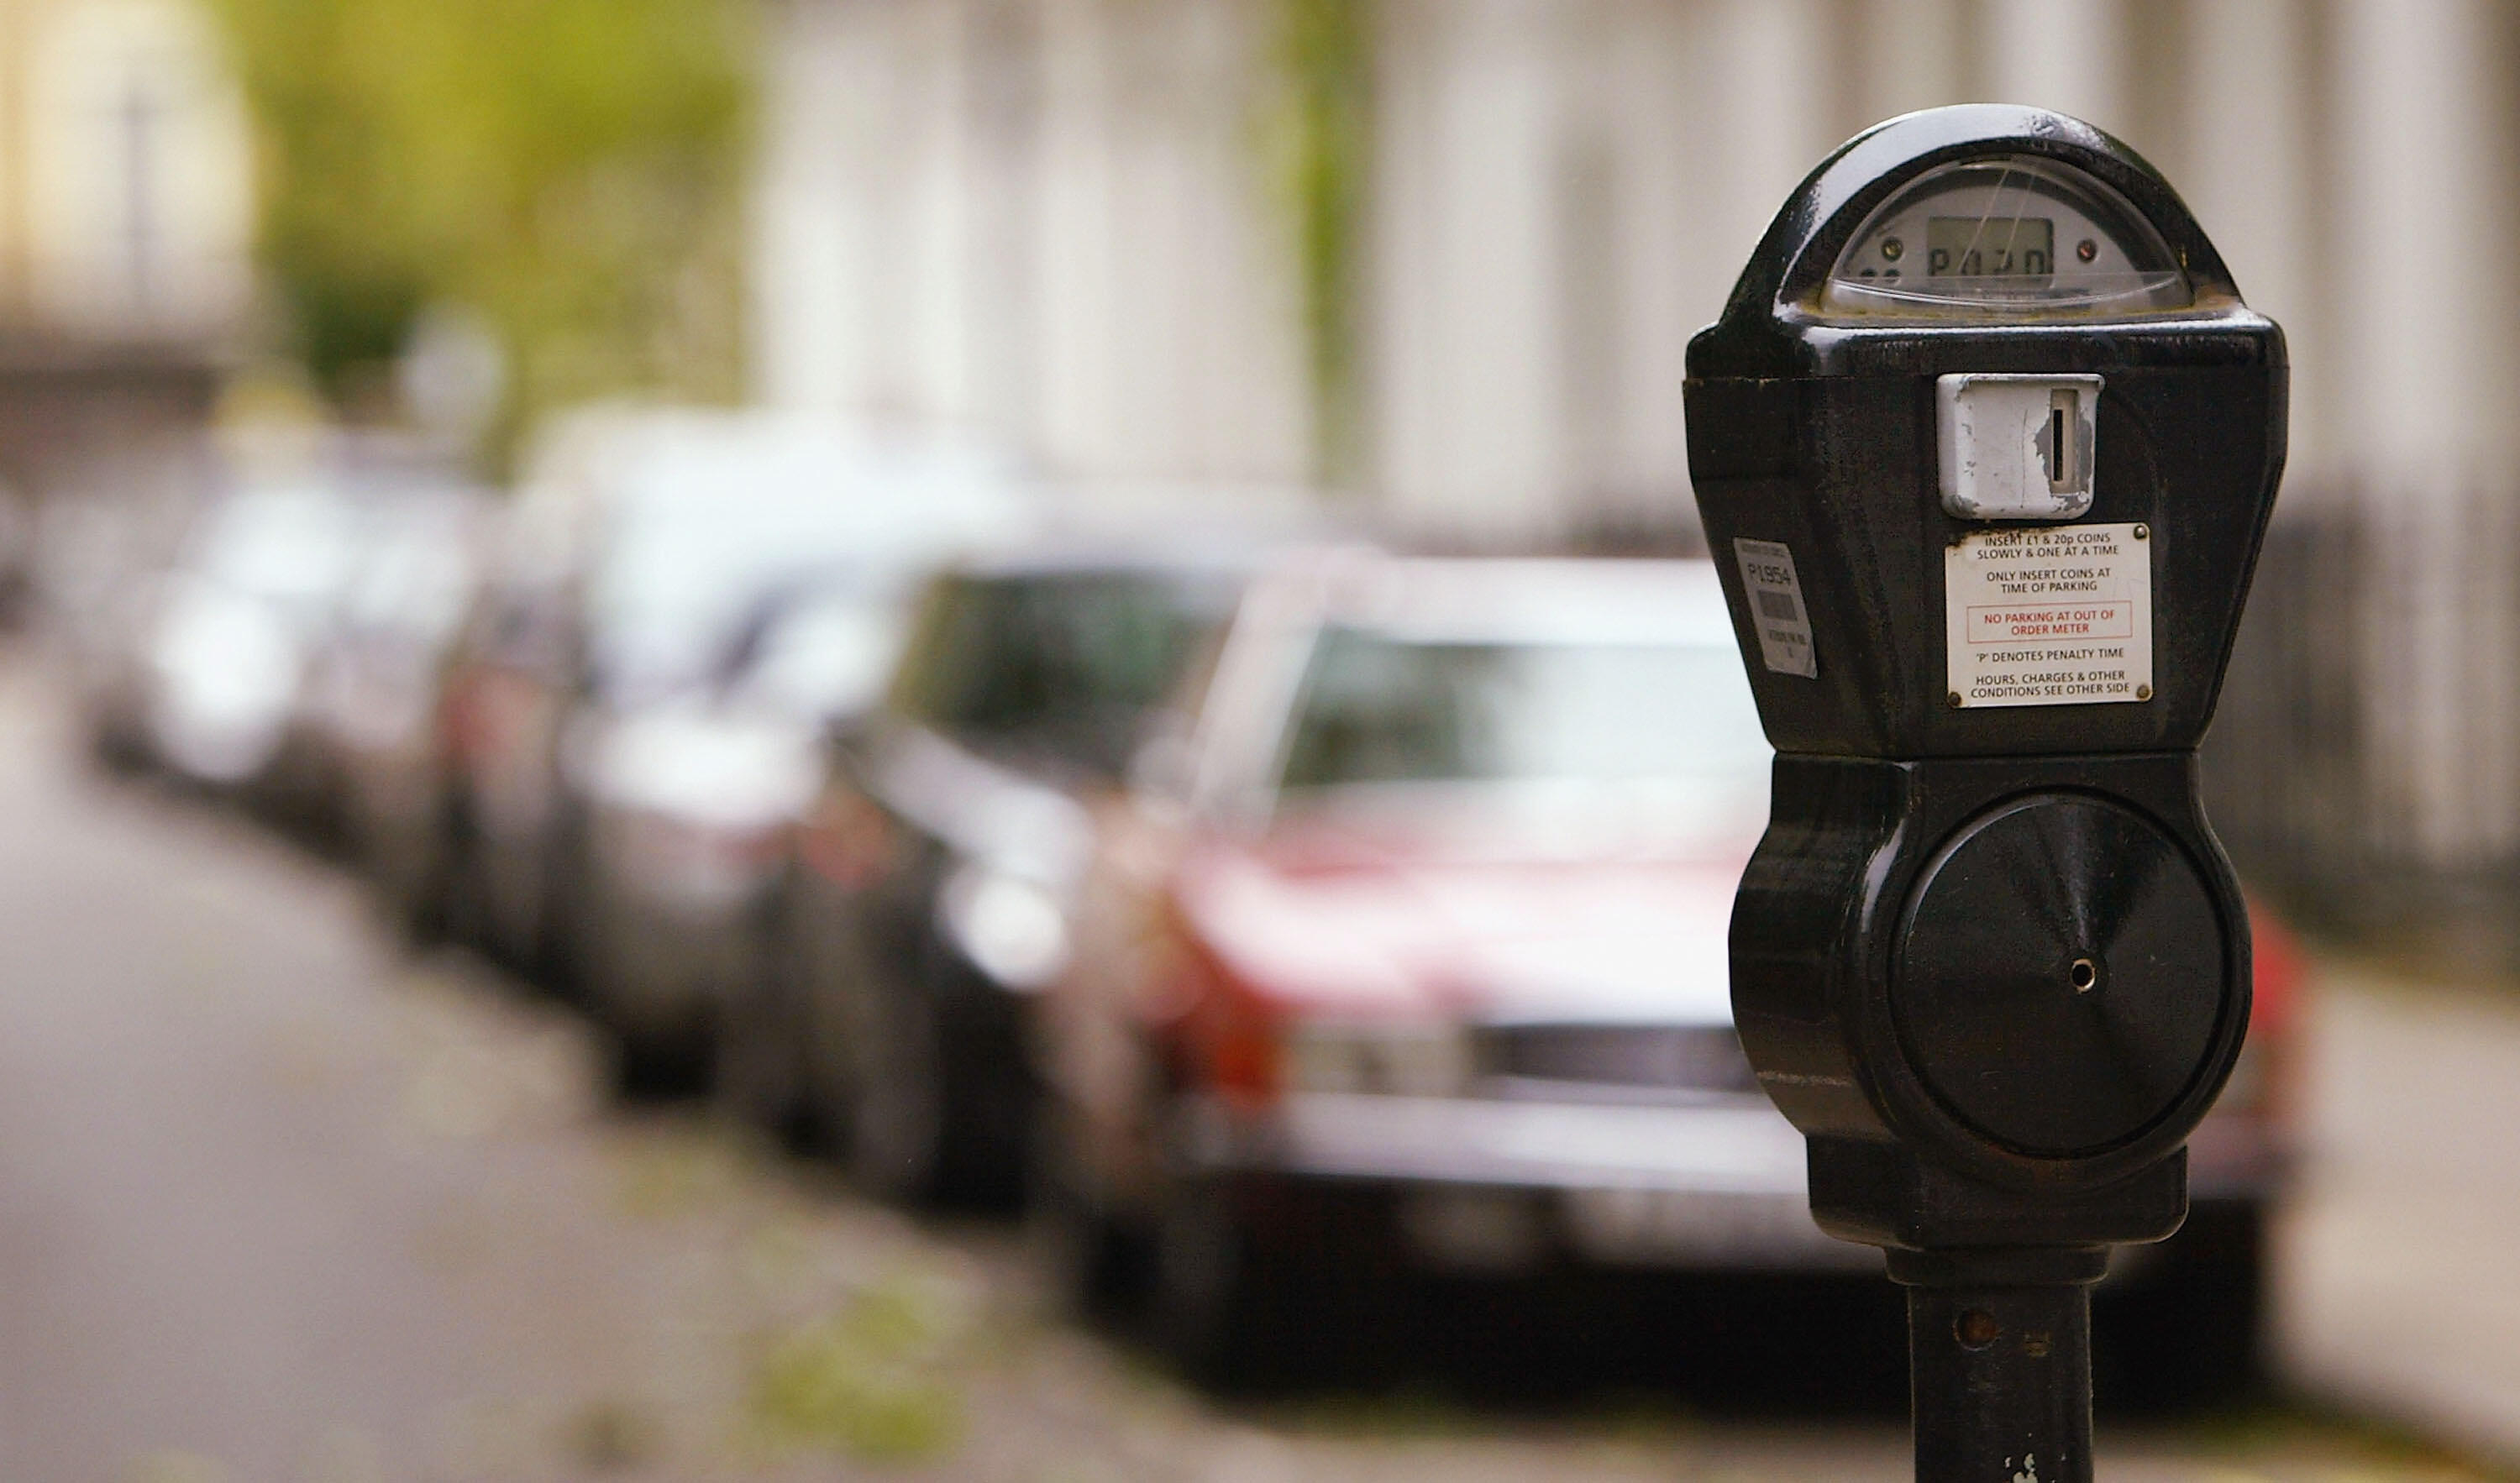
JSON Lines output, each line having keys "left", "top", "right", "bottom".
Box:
{"left": 1944, "top": 522, "right": 2154, "bottom": 708}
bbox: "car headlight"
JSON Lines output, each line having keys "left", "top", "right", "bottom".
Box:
{"left": 937, "top": 866, "right": 1071, "bottom": 991}
{"left": 1284, "top": 1022, "right": 1475, "bottom": 1098}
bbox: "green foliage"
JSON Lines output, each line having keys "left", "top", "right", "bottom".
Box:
{"left": 745, "top": 1277, "right": 972, "bottom": 1465}
{"left": 206, "top": 0, "right": 753, "bottom": 459}
{"left": 1267, "top": 0, "right": 1373, "bottom": 487}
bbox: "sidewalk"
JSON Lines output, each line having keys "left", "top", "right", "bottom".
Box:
{"left": 2279, "top": 960, "right": 2520, "bottom": 1469}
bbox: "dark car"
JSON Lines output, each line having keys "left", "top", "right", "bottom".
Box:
{"left": 722, "top": 548, "right": 1251, "bottom": 1205}
{"left": 575, "top": 571, "right": 916, "bottom": 1088}
{"left": 434, "top": 410, "right": 1022, "bottom": 987}
{"left": 298, "top": 479, "right": 491, "bottom": 933}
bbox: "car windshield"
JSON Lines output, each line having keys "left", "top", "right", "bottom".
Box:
{"left": 192, "top": 485, "right": 359, "bottom": 611}
{"left": 338, "top": 496, "right": 475, "bottom": 639}
{"left": 1274, "top": 626, "right": 1772, "bottom": 832}
{"left": 591, "top": 492, "right": 881, "bottom": 705}
{"left": 896, "top": 569, "right": 1227, "bottom": 779}
{"left": 583, "top": 438, "right": 1023, "bottom": 707}
{"left": 729, "top": 584, "right": 907, "bottom": 723}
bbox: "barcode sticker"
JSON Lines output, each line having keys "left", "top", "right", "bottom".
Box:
{"left": 1733, "top": 538, "right": 1818, "bottom": 679}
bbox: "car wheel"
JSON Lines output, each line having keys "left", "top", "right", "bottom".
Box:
{"left": 378, "top": 822, "right": 451, "bottom": 949}
{"left": 438, "top": 795, "right": 496, "bottom": 956}
{"left": 843, "top": 966, "right": 949, "bottom": 1204}
{"left": 537, "top": 810, "right": 596, "bottom": 1003}
{"left": 717, "top": 881, "right": 813, "bottom": 1149}
{"left": 1027, "top": 1112, "right": 1148, "bottom": 1322}
{"left": 2097, "top": 1198, "right": 2267, "bottom": 1411}
{"left": 1153, "top": 1175, "right": 1312, "bottom": 1393}
{"left": 604, "top": 1024, "right": 706, "bottom": 1100}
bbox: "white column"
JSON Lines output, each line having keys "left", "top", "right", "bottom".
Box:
{"left": 1031, "top": 0, "right": 1120, "bottom": 475}
{"left": 1980, "top": 0, "right": 2127, "bottom": 135}
{"left": 1024, "top": 0, "right": 1310, "bottom": 486}
{"left": 2182, "top": 0, "right": 2326, "bottom": 487}
{"left": 956, "top": 0, "right": 1045, "bottom": 447}
{"left": 1693, "top": 0, "right": 1833, "bottom": 318}
{"left": 2334, "top": 0, "right": 2509, "bottom": 490}
{"left": 1370, "top": 0, "right": 1563, "bottom": 542}
{"left": 903, "top": 0, "right": 978, "bottom": 432}
{"left": 1117, "top": 0, "right": 1309, "bottom": 485}
{"left": 2333, "top": 0, "right": 2518, "bottom": 867}
{"left": 749, "top": 2, "right": 855, "bottom": 412}
{"left": 1577, "top": 0, "right": 1698, "bottom": 532}
{"left": 1851, "top": 0, "right": 1966, "bottom": 127}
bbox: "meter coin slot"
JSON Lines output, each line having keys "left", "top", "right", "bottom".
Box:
{"left": 1937, "top": 373, "right": 2101, "bottom": 520}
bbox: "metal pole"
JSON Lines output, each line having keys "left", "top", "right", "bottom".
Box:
{"left": 1887, "top": 1247, "right": 2109, "bottom": 1483}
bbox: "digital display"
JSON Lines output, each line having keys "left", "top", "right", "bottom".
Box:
{"left": 1925, "top": 217, "right": 2055, "bottom": 277}
{"left": 1823, "top": 155, "right": 2192, "bottom": 316}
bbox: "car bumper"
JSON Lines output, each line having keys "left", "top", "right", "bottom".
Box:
{"left": 1182, "top": 1091, "right": 1880, "bottom": 1276}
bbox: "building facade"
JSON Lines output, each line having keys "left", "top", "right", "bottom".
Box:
{"left": 753, "top": 0, "right": 2520, "bottom": 888}
{"left": 748, "top": 0, "right": 2416, "bottom": 532}
{"left": 0, "top": 0, "right": 254, "bottom": 499}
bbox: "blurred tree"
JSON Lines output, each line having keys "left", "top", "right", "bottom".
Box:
{"left": 207, "top": 0, "right": 751, "bottom": 463}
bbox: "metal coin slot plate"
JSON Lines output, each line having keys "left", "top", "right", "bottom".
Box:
{"left": 1938, "top": 373, "right": 2103, "bottom": 521}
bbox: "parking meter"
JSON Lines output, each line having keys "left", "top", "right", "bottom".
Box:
{"left": 1685, "top": 106, "right": 2284, "bottom": 1480}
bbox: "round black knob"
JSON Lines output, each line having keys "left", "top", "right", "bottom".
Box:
{"left": 1892, "top": 794, "right": 2232, "bottom": 1157}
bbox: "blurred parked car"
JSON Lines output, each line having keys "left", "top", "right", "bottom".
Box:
{"left": 722, "top": 544, "right": 1255, "bottom": 1204}
{"left": 139, "top": 464, "right": 364, "bottom": 789}
{"left": 435, "top": 408, "right": 1023, "bottom": 998}
{"left": 1027, "top": 553, "right": 2307, "bottom": 1391}
{"left": 294, "top": 478, "right": 492, "bottom": 930}
{"left": 575, "top": 571, "right": 917, "bottom": 1088}
{"left": 42, "top": 443, "right": 217, "bottom": 769}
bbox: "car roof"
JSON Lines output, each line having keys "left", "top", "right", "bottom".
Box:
{"left": 1278, "top": 554, "right": 1736, "bottom": 647}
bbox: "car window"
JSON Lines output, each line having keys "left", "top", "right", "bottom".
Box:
{"left": 340, "top": 501, "right": 476, "bottom": 639}
{"left": 731, "top": 586, "right": 907, "bottom": 722}
{"left": 894, "top": 570, "right": 1227, "bottom": 779}
{"left": 1277, "top": 629, "right": 1771, "bottom": 793}
{"left": 192, "top": 485, "right": 359, "bottom": 612}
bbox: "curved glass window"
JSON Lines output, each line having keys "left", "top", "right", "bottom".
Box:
{"left": 1821, "top": 155, "right": 2191, "bottom": 318}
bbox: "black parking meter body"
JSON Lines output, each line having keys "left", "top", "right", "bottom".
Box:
{"left": 1684, "top": 107, "right": 2284, "bottom": 1480}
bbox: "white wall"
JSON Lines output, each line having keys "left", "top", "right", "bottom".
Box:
{"left": 751, "top": 0, "right": 1310, "bottom": 486}
{"left": 749, "top": 0, "right": 2519, "bottom": 550}
{"left": 2326, "top": 0, "right": 2520, "bottom": 866}
{"left": 1368, "top": 0, "right": 1835, "bottom": 545}
{"left": 1369, "top": 0, "right": 1565, "bottom": 541}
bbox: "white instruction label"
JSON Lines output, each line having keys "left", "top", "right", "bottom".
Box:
{"left": 1945, "top": 523, "right": 2152, "bottom": 708}
{"left": 1733, "top": 538, "right": 1818, "bottom": 678}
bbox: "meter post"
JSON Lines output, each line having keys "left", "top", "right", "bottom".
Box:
{"left": 1683, "top": 106, "right": 2286, "bottom": 1480}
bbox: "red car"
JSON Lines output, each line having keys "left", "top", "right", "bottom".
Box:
{"left": 1032, "top": 553, "right": 2304, "bottom": 1393}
